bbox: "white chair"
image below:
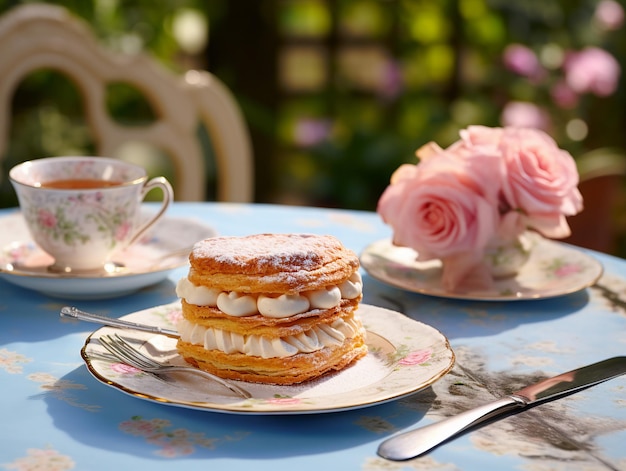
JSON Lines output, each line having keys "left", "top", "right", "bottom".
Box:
{"left": 0, "top": 3, "right": 253, "bottom": 202}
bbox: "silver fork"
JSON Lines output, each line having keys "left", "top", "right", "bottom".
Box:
{"left": 99, "top": 334, "right": 252, "bottom": 399}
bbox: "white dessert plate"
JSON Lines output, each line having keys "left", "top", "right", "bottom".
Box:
{"left": 360, "top": 236, "right": 603, "bottom": 301}
{"left": 0, "top": 212, "right": 216, "bottom": 299}
{"left": 81, "top": 302, "right": 455, "bottom": 414}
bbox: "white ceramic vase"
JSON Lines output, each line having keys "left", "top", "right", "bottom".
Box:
{"left": 482, "top": 232, "right": 534, "bottom": 279}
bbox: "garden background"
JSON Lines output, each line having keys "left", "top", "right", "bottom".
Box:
{"left": 1, "top": 0, "right": 625, "bottom": 254}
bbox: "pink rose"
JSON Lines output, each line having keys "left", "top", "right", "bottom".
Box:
{"left": 376, "top": 125, "right": 583, "bottom": 291}
{"left": 550, "top": 81, "right": 579, "bottom": 109}
{"left": 498, "top": 127, "right": 583, "bottom": 238}
{"left": 594, "top": 0, "right": 624, "bottom": 31}
{"left": 377, "top": 147, "right": 501, "bottom": 262}
{"left": 563, "top": 47, "right": 621, "bottom": 97}
{"left": 457, "top": 125, "right": 504, "bottom": 148}
{"left": 500, "top": 101, "right": 551, "bottom": 131}
{"left": 294, "top": 118, "right": 332, "bottom": 147}
{"left": 502, "top": 44, "right": 545, "bottom": 81}
{"left": 379, "top": 58, "right": 404, "bottom": 101}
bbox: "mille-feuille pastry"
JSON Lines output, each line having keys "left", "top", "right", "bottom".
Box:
{"left": 175, "top": 233, "right": 367, "bottom": 385}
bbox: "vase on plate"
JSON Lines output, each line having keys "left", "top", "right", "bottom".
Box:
{"left": 482, "top": 232, "right": 534, "bottom": 279}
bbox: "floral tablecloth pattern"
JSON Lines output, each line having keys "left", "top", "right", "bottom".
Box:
{"left": 1, "top": 202, "right": 625, "bottom": 471}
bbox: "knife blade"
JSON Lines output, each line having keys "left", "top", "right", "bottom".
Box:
{"left": 378, "top": 356, "right": 626, "bottom": 461}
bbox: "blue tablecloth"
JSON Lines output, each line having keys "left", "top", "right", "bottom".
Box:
{"left": 1, "top": 202, "right": 625, "bottom": 470}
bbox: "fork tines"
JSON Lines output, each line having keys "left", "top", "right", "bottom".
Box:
{"left": 100, "top": 334, "right": 159, "bottom": 369}
{"left": 97, "top": 333, "right": 252, "bottom": 399}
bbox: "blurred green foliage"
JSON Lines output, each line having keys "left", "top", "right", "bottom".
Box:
{"left": 271, "top": 0, "right": 626, "bottom": 213}
{"left": 0, "top": 0, "right": 212, "bottom": 206}
{"left": 1, "top": 0, "right": 625, "bottom": 222}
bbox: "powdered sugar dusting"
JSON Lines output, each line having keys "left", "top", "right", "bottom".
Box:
{"left": 190, "top": 234, "right": 359, "bottom": 294}
{"left": 192, "top": 234, "right": 333, "bottom": 269}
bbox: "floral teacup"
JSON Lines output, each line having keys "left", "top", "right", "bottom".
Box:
{"left": 9, "top": 156, "right": 174, "bottom": 272}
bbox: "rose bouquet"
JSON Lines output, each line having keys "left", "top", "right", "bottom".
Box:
{"left": 376, "top": 125, "right": 583, "bottom": 291}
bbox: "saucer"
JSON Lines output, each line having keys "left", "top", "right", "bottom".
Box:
{"left": 360, "top": 236, "right": 603, "bottom": 301}
{"left": 0, "top": 211, "right": 216, "bottom": 299}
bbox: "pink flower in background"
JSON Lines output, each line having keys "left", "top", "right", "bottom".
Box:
{"left": 378, "top": 58, "right": 404, "bottom": 101}
{"left": 550, "top": 80, "right": 579, "bottom": 109}
{"left": 37, "top": 209, "right": 57, "bottom": 228}
{"left": 294, "top": 118, "right": 332, "bottom": 147}
{"left": 594, "top": 0, "right": 624, "bottom": 31}
{"left": 500, "top": 101, "right": 551, "bottom": 130}
{"left": 503, "top": 44, "right": 545, "bottom": 81}
{"left": 563, "top": 47, "right": 621, "bottom": 97}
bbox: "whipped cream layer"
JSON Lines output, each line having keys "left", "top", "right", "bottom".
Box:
{"left": 177, "top": 316, "right": 364, "bottom": 358}
{"left": 176, "top": 271, "right": 362, "bottom": 318}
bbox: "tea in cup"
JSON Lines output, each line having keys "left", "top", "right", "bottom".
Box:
{"left": 9, "top": 156, "right": 174, "bottom": 272}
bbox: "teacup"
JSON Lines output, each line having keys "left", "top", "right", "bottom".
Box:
{"left": 9, "top": 156, "right": 174, "bottom": 273}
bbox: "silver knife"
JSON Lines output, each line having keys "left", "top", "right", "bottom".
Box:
{"left": 378, "top": 356, "right": 626, "bottom": 461}
{"left": 60, "top": 306, "right": 180, "bottom": 338}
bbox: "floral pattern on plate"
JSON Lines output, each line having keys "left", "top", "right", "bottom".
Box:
{"left": 81, "top": 302, "right": 455, "bottom": 414}
{"left": 360, "top": 234, "right": 603, "bottom": 301}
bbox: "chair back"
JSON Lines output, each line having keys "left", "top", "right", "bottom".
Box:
{"left": 0, "top": 4, "right": 253, "bottom": 202}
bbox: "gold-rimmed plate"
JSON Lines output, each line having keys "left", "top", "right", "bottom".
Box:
{"left": 360, "top": 236, "right": 603, "bottom": 301}
{"left": 81, "top": 302, "right": 455, "bottom": 415}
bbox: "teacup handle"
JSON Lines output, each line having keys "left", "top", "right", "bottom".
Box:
{"left": 127, "top": 176, "right": 174, "bottom": 246}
